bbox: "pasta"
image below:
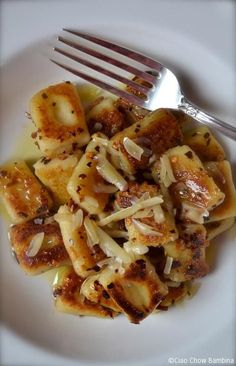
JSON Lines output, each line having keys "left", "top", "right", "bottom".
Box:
{"left": 0, "top": 81, "right": 235, "bottom": 324}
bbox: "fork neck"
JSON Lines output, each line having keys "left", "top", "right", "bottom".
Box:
{"left": 178, "top": 96, "right": 236, "bottom": 141}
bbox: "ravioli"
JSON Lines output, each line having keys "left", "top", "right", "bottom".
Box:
{"left": 116, "top": 182, "right": 178, "bottom": 247}
{"left": 204, "top": 160, "right": 236, "bottom": 221}
{"left": 163, "top": 223, "right": 209, "bottom": 282}
{"left": 30, "top": 82, "right": 90, "bottom": 156}
{"left": 184, "top": 126, "right": 225, "bottom": 161}
{"left": 53, "top": 266, "right": 116, "bottom": 318}
{"left": 164, "top": 145, "right": 225, "bottom": 212}
{"left": 67, "top": 151, "right": 110, "bottom": 215}
{"left": 110, "top": 109, "right": 183, "bottom": 174}
{"left": 86, "top": 96, "right": 128, "bottom": 137}
{"left": 54, "top": 205, "right": 106, "bottom": 278}
{"left": 159, "top": 282, "right": 188, "bottom": 309}
{"left": 95, "top": 258, "right": 168, "bottom": 323}
{"left": 205, "top": 217, "right": 235, "bottom": 241}
{"left": 34, "top": 152, "right": 82, "bottom": 205}
{"left": 0, "top": 160, "right": 53, "bottom": 223}
{"left": 183, "top": 126, "right": 225, "bottom": 161}
{"left": 80, "top": 273, "right": 121, "bottom": 313}
{"left": 1, "top": 77, "right": 235, "bottom": 325}
{"left": 9, "top": 217, "right": 70, "bottom": 275}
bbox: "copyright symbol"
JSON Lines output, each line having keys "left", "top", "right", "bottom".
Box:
{"left": 168, "top": 358, "right": 174, "bottom": 364}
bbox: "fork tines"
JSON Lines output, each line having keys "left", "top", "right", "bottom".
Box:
{"left": 51, "top": 29, "right": 162, "bottom": 107}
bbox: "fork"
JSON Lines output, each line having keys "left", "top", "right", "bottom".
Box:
{"left": 51, "top": 29, "right": 236, "bottom": 140}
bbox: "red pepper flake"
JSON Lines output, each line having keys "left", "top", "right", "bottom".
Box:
{"left": 53, "top": 287, "right": 63, "bottom": 297}
{"left": 92, "top": 265, "right": 100, "bottom": 272}
{"left": 79, "top": 174, "right": 86, "bottom": 179}
{"left": 172, "top": 260, "right": 181, "bottom": 269}
{"left": 36, "top": 204, "right": 48, "bottom": 215}
{"left": 72, "top": 143, "right": 78, "bottom": 151}
{"left": 94, "top": 280, "right": 100, "bottom": 287}
{"left": 0, "top": 170, "right": 8, "bottom": 178}
{"left": 89, "top": 214, "right": 96, "bottom": 220}
{"left": 18, "top": 212, "right": 28, "bottom": 218}
{"left": 185, "top": 151, "right": 193, "bottom": 159}
{"left": 204, "top": 132, "right": 210, "bottom": 139}
{"left": 41, "top": 157, "right": 51, "bottom": 165}
{"left": 12, "top": 248, "right": 20, "bottom": 264}
{"left": 25, "top": 111, "right": 32, "bottom": 119}
{"left": 77, "top": 127, "right": 84, "bottom": 133}
{"left": 42, "top": 93, "right": 48, "bottom": 99}
{"left": 156, "top": 305, "right": 168, "bottom": 311}
{"left": 68, "top": 199, "right": 79, "bottom": 213}
{"left": 102, "top": 290, "right": 110, "bottom": 299}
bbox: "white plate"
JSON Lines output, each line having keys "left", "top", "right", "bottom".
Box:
{"left": 0, "top": 1, "right": 235, "bottom": 366}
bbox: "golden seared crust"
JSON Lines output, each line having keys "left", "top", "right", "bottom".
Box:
{"left": 67, "top": 151, "right": 109, "bottom": 214}
{"left": 86, "top": 96, "right": 129, "bottom": 137}
{"left": 183, "top": 126, "right": 225, "bottom": 162}
{"left": 115, "top": 76, "right": 151, "bottom": 124}
{"left": 205, "top": 217, "right": 235, "bottom": 241}
{"left": 204, "top": 161, "right": 236, "bottom": 221}
{"left": 30, "top": 82, "right": 90, "bottom": 156}
{"left": 53, "top": 266, "right": 116, "bottom": 318}
{"left": 206, "top": 217, "right": 235, "bottom": 241}
{"left": 165, "top": 145, "right": 225, "bottom": 211}
{"left": 34, "top": 152, "right": 82, "bottom": 205}
{"left": 163, "top": 223, "right": 209, "bottom": 282}
{"left": 99, "top": 259, "right": 168, "bottom": 324}
{"left": 115, "top": 98, "right": 149, "bottom": 124}
{"left": 146, "top": 246, "right": 166, "bottom": 276}
{"left": 125, "top": 215, "right": 177, "bottom": 247}
{"left": 158, "top": 282, "right": 188, "bottom": 309}
{"left": 118, "top": 182, "right": 159, "bottom": 203}
{"left": 177, "top": 223, "right": 207, "bottom": 248}
{"left": 110, "top": 109, "right": 183, "bottom": 174}
{"left": 0, "top": 160, "right": 53, "bottom": 224}
{"left": 115, "top": 181, "right": 159, "bottom": 208}
{"left": 55, "top": 205, "right": 106, "bottom": 277}
{"left": 81, "top": 276, "right": 121, "bottom": 313}
{"left": 163, "top": 240, "right": 208, "bottom": 282}
{"left": 9, "top": 218, "right": 70, "bottom": 275}
{"left": 115, "top": 182, "right": 178, "bottom": 246}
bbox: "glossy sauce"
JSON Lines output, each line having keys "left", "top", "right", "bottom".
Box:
{"left": 0, "top": 83, "right": 226, "bottom": 303}
{"left": 1, "top": 84, "right": 100, "bottom": 284}
{"left": 10, "top": 84, "right": 100, "bottom": 166}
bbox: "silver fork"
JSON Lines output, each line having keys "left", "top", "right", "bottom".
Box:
{"left": 51, "top": 29, "right": 236, "bottom": 140}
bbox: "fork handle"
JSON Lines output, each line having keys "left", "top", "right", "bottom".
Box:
{"left": 178, "top": 97, "right": 236, "bottom": 141}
